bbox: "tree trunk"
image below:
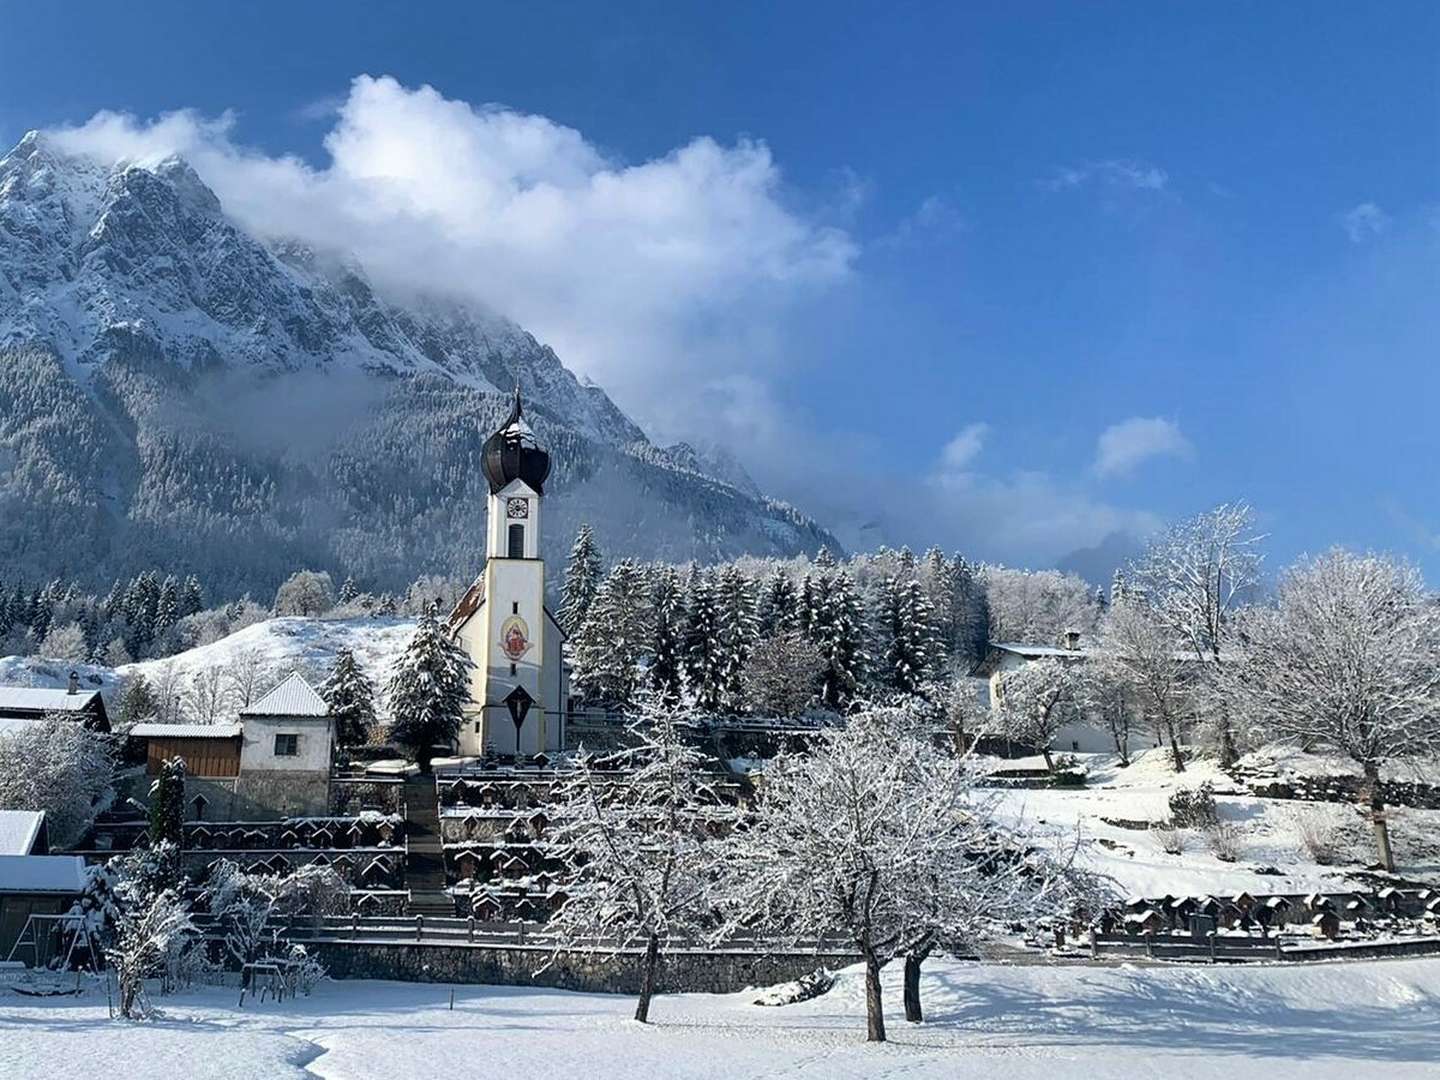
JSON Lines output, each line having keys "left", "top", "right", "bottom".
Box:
{"left": 1216, "top": 710, "right": 1238, "bottom": 769}
{"left": 634, "top": 933, "right": 660, "bottom": 1023}
{"left": 1041, "top": 746, "right": 1055, "bottom": 774}
{"left": 1363, "top": 761, "right": 1395, "bottom": 872}
{"left": 862, "top": 946, "right": 887, "bottom": 1042}
{"left": 1167, "top": 729, "right": 1186, "bottom": 773}
{"left": 902, "top": 950, "right": 927, "bottom": 1023}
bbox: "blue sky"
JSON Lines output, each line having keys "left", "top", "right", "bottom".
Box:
{"left": 3, "top": 2, "right": 1437, "bottom": 579}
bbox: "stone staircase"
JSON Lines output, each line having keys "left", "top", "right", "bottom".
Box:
{"left": 403, "top": 774, "right": 455, "bottom": 916}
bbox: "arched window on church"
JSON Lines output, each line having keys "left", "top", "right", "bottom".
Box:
{"left": 508, "top": 523, "right": 525, "bottom": 558}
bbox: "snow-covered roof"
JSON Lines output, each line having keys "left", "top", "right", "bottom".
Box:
{"left": 0, "top": 686, "right": 101, "bottom": 712}
{"left": 239, "top": 672, "right": 328, "bottom": 718}
{"left": 0, "top": 811, "right": 45, "bottom": 855}
{"left": 0, "top": 854, "right": 85, "bottom": 894}
{"left": 129, "top": 722, "right": 243, "bottom": 739}
{"left": 990, "top": 642, "right": 1092, "bottom": 659}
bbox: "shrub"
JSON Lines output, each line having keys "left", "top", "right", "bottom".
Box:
{"left": 1154, "top": 825, "right": 1186, "bottom": 854}
{"left": 1168, "top": 783, "right": 1219, "bottom": 830}
{"left": 1293, "top": 810, "right": 1340, "bottom": 865}
{"left": 1204, "top": 821, "right": 1242, "bottom": 862}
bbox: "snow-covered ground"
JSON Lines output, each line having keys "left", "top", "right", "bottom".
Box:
{"left": 987, "top": 749, "right": 1440, "bottom": 897}
{"left": 3, "top": 956, "right": 1439, "bottom": 1079}
{"left": 0, "top": 617, "right": 417, "bottom": 706}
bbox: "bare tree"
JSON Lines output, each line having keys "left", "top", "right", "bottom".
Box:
{"left": 1091, "top": 600, "right": 1190, "bottom": 771}
{"left": 149, "top": 662, "right": 185, "bottom": 724}
{"left": 0, "top": 716, "right": 114, "bottom": 846}
{"left": 981, "top": 567, "right": 1099, "bottom": 644}
{"left": 742, "top": 629, "right": 823, "bottom": 718}
{"left": 224, "top": 647, "right": 276, "bottom": 710}
{"left": 1228, "top": 549, "right": 1440, "bottom": 870}
{"left": 183, "top": 667, "right": 233, "bottom": 725}
{"left": 543, "top": 694, "right": 722, "bottom": 1023}
{"left": 1128, "top": 501, "right": 1265, "bottom": 765}
{"left": 994, "top": 659, "right": 1081, "bottom": 772}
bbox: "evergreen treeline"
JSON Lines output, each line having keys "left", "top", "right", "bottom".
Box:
{"left": 560, "top": 526, "right": 1021, "bottom": 718}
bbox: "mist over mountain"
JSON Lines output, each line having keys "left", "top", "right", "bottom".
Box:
{"left": 0, "top": 132, "right": 837, "bottom": 598}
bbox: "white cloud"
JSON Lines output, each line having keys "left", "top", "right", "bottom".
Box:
{"left": 1093, "top": 417, "right": 1193, "bottom": 478}
{"left": 881, "top": 194, "right": 967, "bottom": 248}
{"left": 1042, "top": 159, "right": 1169, "bottom": 193}
{"left": 1340, "top": 202, "right": 1390, "bottom": 243}
{"left": 46, "top": 76, "right": 855, "bottom": 441}
{"left": 936, "top": 422, "right": 989, "bottom": 478}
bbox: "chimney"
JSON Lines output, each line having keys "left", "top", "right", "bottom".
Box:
{"left": 67, "top": 670, "right": 80, "bottom": 695}
{"left": 1062, "top": 630, "right": 1082, "bottom": 652}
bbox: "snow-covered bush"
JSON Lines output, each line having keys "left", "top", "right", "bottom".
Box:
{"left": 1204, "top": 821, "right": 1242, "bottom": 862}
{"left": 0, "top": 715, "right": 114, "bottom": 846}
{"left": 1168, "top": 784, "right": 1219, "bottom": 830}
{"left": 1290, "top": 809, "right": 1341, "bottom": 866}
{"left": 1154, "top": 825, "right": 1186, "bottom": 855}
{"left": 205, "top": 860, "right": 347, "bottom": 972}
{"left": 108, "top": 887, "right": 196, "bottom": 1019}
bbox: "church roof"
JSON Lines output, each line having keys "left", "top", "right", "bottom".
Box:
{"left": 481, "top": 388, "right": 551, "bottom": 495}
{"left": 447, "top": 575, "right": 486, "bottom": 632}
{"left": 239, "top": 672, "right": 328, "bottom": 718}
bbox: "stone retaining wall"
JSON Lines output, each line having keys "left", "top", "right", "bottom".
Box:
{"left": 306, "top": 939, "right": 858, "bottom": 995}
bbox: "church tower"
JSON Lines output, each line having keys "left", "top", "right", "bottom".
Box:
{"left": 447, "top": 389, "right": 569, "bottom": 758}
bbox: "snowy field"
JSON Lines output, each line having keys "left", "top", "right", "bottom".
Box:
{"left": 986, "top": 749, "right": 1440, "bottom": 897}
{"left": 3, "top": 957, "right": 1439, "bottom": 1079}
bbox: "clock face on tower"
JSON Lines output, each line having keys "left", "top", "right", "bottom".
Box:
{"left": 506, "top": 497, "right": 529, "bottom": 519}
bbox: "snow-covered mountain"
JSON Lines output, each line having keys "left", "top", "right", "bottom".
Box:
{"left": 0, "top": 131, "right": 837, "bottom": 594}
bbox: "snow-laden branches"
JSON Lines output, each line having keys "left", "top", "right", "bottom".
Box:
{"left": 714, "top": 706, "right": 1086, "bottom": 1040}
{"left": 0, "top": 715, "right": 114, "bottom": 846}
{"left": 994, "top": 660, "right": 1081, "bottom": 772}
{"left": 1129, "top": 501, "right": 1265, "bottom": 659}
{"left": 1086, "top": 601, "right": 1190, "bottom": 771}
{"left": 542, "top": 693, "right": 725, "bottom": 1022}
{"left": 1127, "top": 501, "right": 1265, "bottom": 764}
{"left": 1226, "top": 548, "right": 1440, "bottom": 869}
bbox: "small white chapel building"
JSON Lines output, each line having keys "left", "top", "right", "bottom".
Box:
{"left": 447, "top": 390, "right": 570, "bottom": 759}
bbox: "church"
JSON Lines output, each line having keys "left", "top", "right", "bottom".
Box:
{"left": 447, "top": 390, "right": 571, "bottom": 759}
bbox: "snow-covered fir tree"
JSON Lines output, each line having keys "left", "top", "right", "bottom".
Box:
{"left": 385, "top": 603, "right": 473, "bottom": 771}
{"left": 148, "top": 757, "right": 185, "bottom": 847}
{"left": 755, "top": 567, "right": 801, "bottom": 636}
{"left": 805, "top": 565, "right": 867, "bottom": 711}
{"left": 713, "top": 565, "right": 757, "bottom": 713}
{"left": 569, "top": 559, "right": 653, "bottom": 708}
{"left": 684, "top": 570, "right": 727, "bottom": 713}
{"left": 647, "top": 566, "right": 687, "bottom": 704}
{"left": 873, "top": 573, "right": 944, "bottom": 696}
{"left": 322, "top": 648, "right": 379, "bottom": 747}
{"left": 558, "top": 523, "right": 603, "bottom": 635}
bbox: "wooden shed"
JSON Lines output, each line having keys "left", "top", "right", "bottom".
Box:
{"left": 130, "top": 722, "right": 243, "bottom": 778}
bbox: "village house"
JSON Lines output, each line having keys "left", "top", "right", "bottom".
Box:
{"left": 0, "top": 673, "right": 111, "bottom": 734}
{"left": 130, "top": 671, "right": 333, "bottom": 821}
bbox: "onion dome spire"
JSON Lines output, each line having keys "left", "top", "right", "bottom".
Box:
{"left": 481, "top": 384, "right": 551, "bottom": 494}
